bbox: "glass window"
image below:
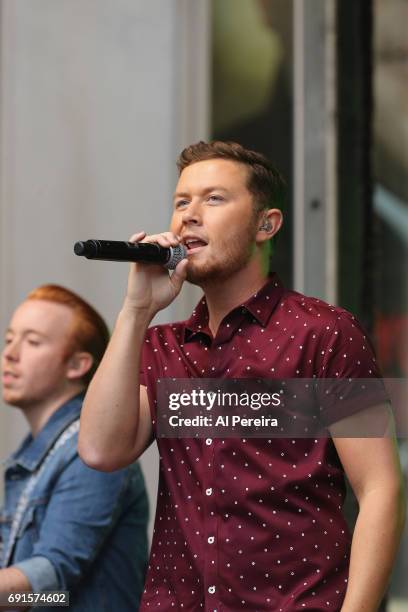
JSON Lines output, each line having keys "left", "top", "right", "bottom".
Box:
{"left": 211, "top": 0, "right": 293, "bottom": 286}
{"left": 372, "top": 0, "right": 408, "bottom": 608}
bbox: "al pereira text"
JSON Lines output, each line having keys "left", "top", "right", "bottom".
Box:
{"left": 168, "top": 415, "right": 279, "bottom": 428}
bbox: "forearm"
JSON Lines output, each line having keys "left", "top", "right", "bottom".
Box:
{"left": 341, "top": 486, "right": 406, "bottom": 612}
{"left": 79, "top": 304, "right": 151, "bottom": 469}
{"left": 0, "top": 567, "right": 30, "bottom": 611}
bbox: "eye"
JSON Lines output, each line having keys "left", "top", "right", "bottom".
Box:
{"left": 175, "top": 200, "right": 189, "bottom": 209}
{"left": 4, "top": 337, "right": 12, "bottom": 346}
{"left": 27, "top": 338, "right": 41, "bottom": 347}
{"left": 207, "top": 194, "right": 224, "bottom": 204}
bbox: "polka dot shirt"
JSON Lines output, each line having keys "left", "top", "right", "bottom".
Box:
{"left": 139, "top": 274, "right": 386, "bottom": 611}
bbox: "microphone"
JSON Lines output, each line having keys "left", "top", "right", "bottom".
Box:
{"left": 74, "top": 239, "right": 187, "bottom": 270}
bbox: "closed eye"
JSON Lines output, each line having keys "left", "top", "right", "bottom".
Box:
{"left": 26, "top": 334, "right": 43, "bottom": 346}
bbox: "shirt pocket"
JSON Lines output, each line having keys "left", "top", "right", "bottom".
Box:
{"left": 16, "top": 498, "right": 48, "bottom": 543}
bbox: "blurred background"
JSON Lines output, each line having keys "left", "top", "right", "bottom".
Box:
{"left": 0, "top": 0, "right": 406, "bottom": 608}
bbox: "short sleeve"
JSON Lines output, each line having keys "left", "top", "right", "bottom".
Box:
{"left": 317, "top": 312, "right": 389, "bottom": 427}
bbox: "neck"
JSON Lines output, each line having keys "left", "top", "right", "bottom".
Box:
{"left": 202, "top": 257, "right": 269, "bottom": 336}
{"left": 22, "top": 386, "right": 84, "bottom": 437}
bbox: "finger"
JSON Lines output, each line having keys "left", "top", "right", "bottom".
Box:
{"left": 128, "top": 231, "right": 146, "bottom": 243}
{"left": 164, "top": 232, "right": 181, "bottom": 245}
{"left": 144, "top": 232, "right": 180, "bottom": 245}
{"left": 169, "top": 258, "right": 188, "bottom": 294}
{"left": 142, "top": 232, "right": 180, "bottom": 248}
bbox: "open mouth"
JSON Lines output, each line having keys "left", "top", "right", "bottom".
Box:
{"left": 184, "top": 239, "right": 208, "bottom": 254}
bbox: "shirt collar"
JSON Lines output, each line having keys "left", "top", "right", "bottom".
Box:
{"left": 5, "top": 393, "right": 84, "bottom": 473}
{"left": 184, "top": 295, "right": 210, "bottom": 342}
{"left": 184, "top": 273, "right": 285, "bottom": 341}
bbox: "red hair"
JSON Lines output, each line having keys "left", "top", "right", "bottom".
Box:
{"left": 26, "top": 284, "right": 110, "bottom": 386}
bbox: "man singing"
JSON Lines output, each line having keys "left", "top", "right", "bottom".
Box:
{"left": 1, "top": 285, "right": 148, "bottom": 611}
{"left": 79, "top": 141, "right": 405, "bottom": 611}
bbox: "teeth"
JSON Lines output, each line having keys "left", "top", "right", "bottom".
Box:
{"left": 185, "top": 239, "right": 204, "bottom": 245}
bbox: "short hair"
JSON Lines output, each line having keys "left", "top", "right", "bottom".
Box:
{"left": 26, "top": 284, "right": 110, "bottom": 387}
{"left": 177, "top": 140, "right": 286, "bottom": 213}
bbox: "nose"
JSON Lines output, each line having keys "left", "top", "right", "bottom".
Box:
{"left": 181, "top": 199, "right": 202, "bottom": 226}
{"left": 3, "top": 338, "right": 20, "bottom": 362}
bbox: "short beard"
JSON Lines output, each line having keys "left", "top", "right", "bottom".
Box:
{"left": 185, "top": 215, "right": 259, "bottom": 286}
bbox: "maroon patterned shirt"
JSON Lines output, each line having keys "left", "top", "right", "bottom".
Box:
{"left": 139, "top": 275, "right": 385, "bottom": 611}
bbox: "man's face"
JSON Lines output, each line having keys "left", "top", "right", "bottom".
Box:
{"left": 1, "top": 300, "right": 75, "bottom": 408}
{"left": 171, "top": 159, "right": 260, "bottom": 285}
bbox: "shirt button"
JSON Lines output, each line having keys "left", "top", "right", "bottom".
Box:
{"left": 206, "top": 438, "right": 213, "bottom": 446}
{"left": 207, "top": 536, "right": 215, "bottom": 544}
{"left": 208, "top": 585, "right": 216, "bottom": 594}
{"left": 206, "top": 488, "right": 213, "bottom": 496}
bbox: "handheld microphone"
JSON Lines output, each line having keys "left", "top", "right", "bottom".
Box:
{"left": 74, "top": 239, "right": 187, "bottom": 270}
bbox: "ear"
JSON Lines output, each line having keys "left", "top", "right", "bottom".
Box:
{"left": 256, "top": 208, "right": 283, "bottom": 244}
{"left": 65, "top": 351, "right": 94, "bottom": 382}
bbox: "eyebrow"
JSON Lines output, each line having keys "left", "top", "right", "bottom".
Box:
{"left": 5, "top": 328, "right": 48, "bottom": 338}
{"left": 173, "top": 186, "right": 230, "bottom": 200}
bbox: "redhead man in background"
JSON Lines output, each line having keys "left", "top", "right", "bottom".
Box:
{"left": 1, "top": 285, "right": 148, "bottom": 611}
{"left": 79, "top": 141, "right": 406, "bottom": 611}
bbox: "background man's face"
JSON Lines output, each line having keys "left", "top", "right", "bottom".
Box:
{"left": 1, "top": 300, "right": 75, "bottom": 408}
{"left": 171, "top": 158, "right": 260, "bottom": 285}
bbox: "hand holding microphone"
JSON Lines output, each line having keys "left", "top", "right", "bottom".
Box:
{"left": 75, "top": 231, "right": 188, "bottom": 315}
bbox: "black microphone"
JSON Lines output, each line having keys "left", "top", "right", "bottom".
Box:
{"left": 74, "top": 239, "right": 187, "bottom": 270}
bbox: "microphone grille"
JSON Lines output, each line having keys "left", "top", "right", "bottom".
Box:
{"left": 165, "top": 244, "right": 187, "bottom": 270}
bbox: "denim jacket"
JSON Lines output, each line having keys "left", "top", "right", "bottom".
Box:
{"left": 0, "top": 394, "right": 149, "bottom": 611}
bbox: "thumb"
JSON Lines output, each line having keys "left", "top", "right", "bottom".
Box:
{"left": 170, "top": 258, "right": 188, "bottom": 294}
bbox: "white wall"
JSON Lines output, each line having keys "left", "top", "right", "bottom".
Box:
{"left": 0, "top": 0, "right": 209, "bottom": 537}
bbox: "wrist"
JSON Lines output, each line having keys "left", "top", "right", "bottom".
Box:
{"left": 120, "top": 300, "right": 155, "bottom": 325}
